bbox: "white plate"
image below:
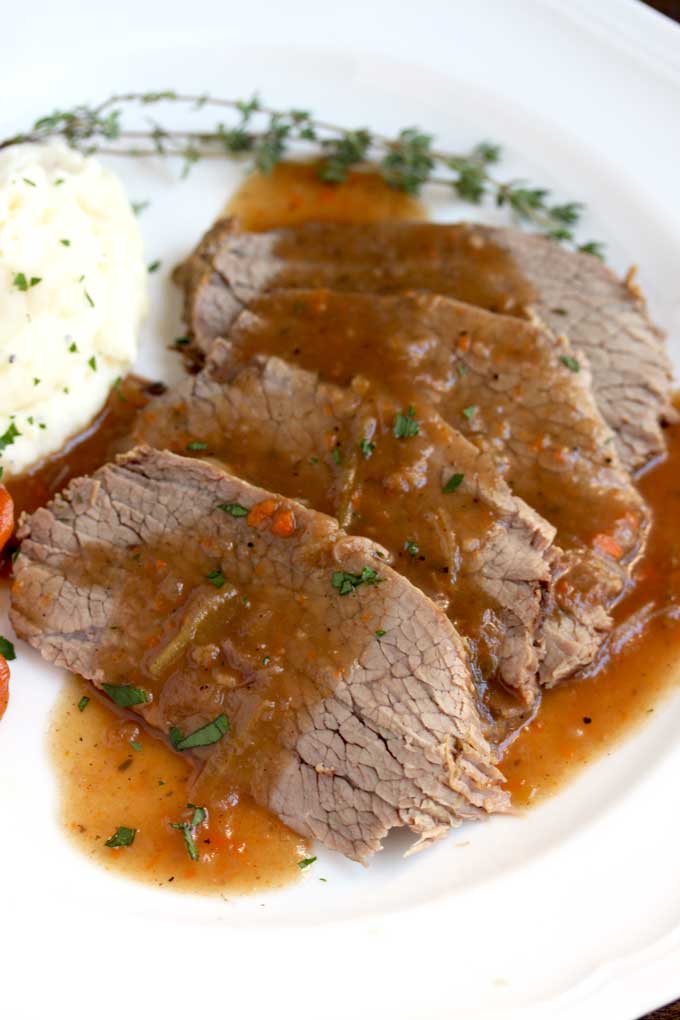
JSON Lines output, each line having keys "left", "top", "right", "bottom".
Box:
{"left": 2, "top": 2, "right": 680, "bottom": 1018}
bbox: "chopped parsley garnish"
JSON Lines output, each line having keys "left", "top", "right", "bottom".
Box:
{"left": 22, "top": 177, "right": 36, "bottom": 187}
{"left": 456, "top": 362, "right": 467, "bottom": 376}
{"left": 359, "top": 438, "right": 375, "bottom": 459}
{"left": 101, "top": 683, "right": 152, "bottom": 708}
{"left": 552, "top": 307, "right": 567, "bottom": 315}
{"left": 560, "top": 355, "right": 580, "bottom": 373}
{"left": 54, "top": 178, "right": 64, "bottom": 186}
{"left": 69, "top": 341, "right": 78, "bottom": 353}
{"left": 174, "top": 336, "right": 190, "bottom": 346}
{"left": 0, "top": 467, "right": 4, "bottom": 480}
{"left": 77, "top": 696, "right": 90, "bottom": 712}
{"left": 33, "top": 378, "right": 40, "bottom": 386}
{"left": 393, "top": 405, "right": 420, "bottom": 439}
{"left": 443, "top": 472, "right": 465, "bottom": 493}
{"left": 131, "top": 200, "right": 149, "bottom": 216}
{"left": 59, "top": 238, "right": 71, "bottom": 247}
{"left": 147, "top": 259, "right": 161, "bottom": 273}
{"left": 0, "top": 422, "right": 21, "bottom": 454}
{"left": 186, "top": 440, "right": 208, "bottom": 451}
{"left": 88, "top": 356, "right": 97, "bottom": 371}
{"left": 262, "top": 655, "right": 271, "bottom": 666}
{"left": 169, "top": 713, "right": 230, "bottom": 751}
{"left": 105, "top": 826, "right": 136, "bottom": 848}
{"left": 113, "top": 376, "right": 126, "bottom": 401}
{"left": 308, "top": 455, "right": 319, "bottom": 464}
{"left": 84, "top": 288, "right": 95, "bottom": 308}
{"left": 332, "top": 566, "right": 382, "bottom": 596}
{"left": 331, "top": 446, "right": 342, "bottom": 465}
{"left": 206, "top": 568, "right": 225, "bottom": 588}
{"left": 13, "top": 273, "right": 41, "bottom": 291}
{"left": 0, "top": 636, "right": 16, "bottom": 660}
{"left": 130, "top": 740, "right": 142, "bottom": 752}
{"left": 375, "top": 628, "right": 386, "bottom": 638}
{"left": 462, "top": 405, "right": 477, "bottom": 419}
{"left": 404, "top": 540, "right": 419, "bottom": 557}
{"left": 298, "top": 856, "right": 317, "bottom": 870}
{"left": 217, "top": 501, "right": 248, "bottom": 517}
{"left": 171, "top": 804, "right": 207, "bottom": 862}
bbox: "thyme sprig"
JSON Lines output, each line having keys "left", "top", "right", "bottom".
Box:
{"left": 0, "top": 91, "right": 602, "bottom": 253}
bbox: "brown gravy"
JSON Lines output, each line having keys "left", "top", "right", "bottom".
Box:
{"left": 226, "top": 160, "right": 425, "bottom": 230}
{"left": 50, "top": 676, "right": 309, "bottom": 894}
{"left": 16, "top": 162, "right": 680, "bottom": 891}
{"left": 504, "top": 409, "right": 680, "bottom": 805}
{"left": 6, "top": 375, "right": 154, "bottom": 522}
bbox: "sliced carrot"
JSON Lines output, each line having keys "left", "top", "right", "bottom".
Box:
{"left": 593, "top": 533, "right": 624, "bottom": 560}
{"left": 247, "top": 499, "right": 278, "bottom": 528}
{"left": 0, "top": 486, "right": 14, "bottom": 555}
{"left": 0, "top": 655, "right": 9, "bottom": 721}
{"left": 271, "top": 508, "right": 296, "bottom": 538}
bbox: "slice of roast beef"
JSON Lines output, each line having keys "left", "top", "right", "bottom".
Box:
{"left": 200, "top": 289, "right": 648, "bottom": 685}
{"left": 11, "top": 447, "right": 508, "bottom": 863}
{"left": 174, "top": 218, "right": 674, "bottom": 470}
{"left": 132, "top": 342, "right": 556, "bottom": 709}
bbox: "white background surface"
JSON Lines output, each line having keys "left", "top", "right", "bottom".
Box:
{"left": 2, "top": 2, "right": 680, "bottom": 1018}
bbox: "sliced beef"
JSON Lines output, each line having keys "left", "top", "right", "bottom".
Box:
{"left": 197, "top": 289, "right": 648, "bottom": 685}
{"left": 175, "top": 218, "right": 674, "bottom": 470}
{"left": 11, "top": 447, "right": 508, "bottom": 863}
{"left": 132, "top": 342, "right": 556, "bottom": 708}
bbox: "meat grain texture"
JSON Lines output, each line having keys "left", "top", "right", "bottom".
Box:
{"left": 133, "top": 341, "right": 556, "bottom": 708}
{"left": 11, "top": 447, "right": 508, "bottom": 862}
{"left": 175, "top": 218, "right": 675, "bottom": 471}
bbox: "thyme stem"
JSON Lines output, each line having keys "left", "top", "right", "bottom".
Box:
{"left": 0, "top": 90, "right": 603, "bottom": 255}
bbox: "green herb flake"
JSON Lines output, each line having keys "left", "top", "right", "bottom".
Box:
{"left": 206, "top": 568, "right": 226, "bottom": 589}
{"left": 101, "top": 683, "right": 152, "bottom": 708}
{"left": 113, "top": 376, "right": 126, "bottom": 402}
{"left": 462, "top": 405, "right": 477, "bottom": 419}
{"left": 186, "top": 440, "right": 207, "bottom": 451}
{"left": 0, "top": 422, "right": 21, "bottom": 454}
{"left": 84, "top": 288, "right": 95, "bottom": 308}
{"left": 0, "top": 637, "right": 16, "bottom": 661}
{"left": 375, "top": 628, "right": 386, "bottom": 638}
{"left": 457, "top": 362, "right": 467, "bottom": 377}
{"left": 404, "top": 540, "right": 419, "bottom": 557}
{"left": 171, "top": 804, "right": 207, "bottom": 862}
{"left": 54, "top": 178, "right": 64, "bottom": 186}
{"left": 331, "top": 446, "right": 342, "bottom": 466}
{"left": 88, "top": 356, "right": 97, "bottom": 371}
{"left": 298, "top": 856, "right": 317, "bottom": 870}
{"left": 33, "top": 378, "right": 40, "bottom": 386}
{"left": 217, "top": 501, "right": 248, "bottom": 517}
{"left": 359, "top": 438, "right": 375, "bottom": 459}
{"left": 560, "top": 355, "right": 580, "bottom": 373}
{"left": 22, "top": 177, "right": 36, "bottom": 187}
{"left": 262, "top": 656, "right": 271, "bottom": 666}
{"left": 393, "top": 405, "right": 420, "bottom": 439}
{"left": 130, "top": 740, "right": 142, "bottom": 752}
{"left": 170, "top": 713, "right": 230, "bottom": 751}
{"left": 443, "top": 472, "right": 465, "bottom": 494}
{"left": 147, "top": 259, "right": 161, "bottom": 273}
{"left": 13, "top": 272, "right": 41, "bottom": 291}
{"left": 308, "top": 455, "right": 319, "bottom": 465}
{"left": 59, "top": 238, "right": 71, "bottom": 247}
{"left": 332, "top": 566, "right": 382, "bottom": 596}
{"left": 131, "top": 200, "right": 149, "bottom": 216}
{"left": 77, "top": 695, "right": 90, "bottom": 712}
{"left": 174, "top": 336, "right": 190, "bottom": 347}
{"left": 105, "top": 826, "right": 136, "bottom": 848}
{"left": 69, "top": 341, "right": 78, "bottom": 353}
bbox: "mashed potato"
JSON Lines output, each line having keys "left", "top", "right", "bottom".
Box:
{"left": 0, "top": 143, "right": 147, "bottom": 476}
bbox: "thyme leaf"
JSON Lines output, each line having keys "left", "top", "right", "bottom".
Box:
{"left": 0, "top": 92, "right": 602, "bottom": 252}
